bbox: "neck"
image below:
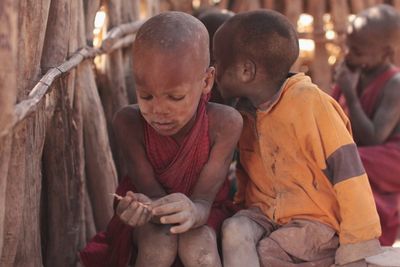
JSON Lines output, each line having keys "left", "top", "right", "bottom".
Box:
{"left": 246, "top": 79, "right": 283, "bottom": 108}
{"left": 172, "top": 113, "right": 197, "bottom": 144}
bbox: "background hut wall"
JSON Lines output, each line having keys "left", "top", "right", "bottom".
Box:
{"left": 0, "top": 0, "right": 399, "bottom": 266}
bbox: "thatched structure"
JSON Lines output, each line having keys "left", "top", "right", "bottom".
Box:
{"left": 0, "top": 0, "right": 399, "bottom": 266}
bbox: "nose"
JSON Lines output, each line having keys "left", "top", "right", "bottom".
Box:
{"left": 151, "top": 98, "right": 170, "bottom": 115}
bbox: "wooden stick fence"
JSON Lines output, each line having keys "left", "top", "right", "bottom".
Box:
{"left": 8, "top": 20, "right": 144, "bottom": 137}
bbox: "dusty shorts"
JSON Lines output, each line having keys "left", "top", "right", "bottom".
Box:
{"left": 235, "top": 207, "right": 339, "bottom": 267}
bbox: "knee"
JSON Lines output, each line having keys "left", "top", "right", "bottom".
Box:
{"left": 140, "top": 238, "right": 178, "bottom": 265}
{"left": 137, "top": 226, "right": 178, "bottom": 265}
{"left": 180, "top": 246, "right": 217, "bottom": 266}
{"left": 179, "top": 227, "right": 220, "bottom": 267}
{"left": 222, "top": 216, "right": 256, "bottom": 248}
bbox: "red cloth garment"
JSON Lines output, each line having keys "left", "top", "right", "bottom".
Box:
{"left": 80, "top": 96, "right": 231, "bottom": 267}
{"left": 332, "top": 67, "right": 400, "bottom": 245}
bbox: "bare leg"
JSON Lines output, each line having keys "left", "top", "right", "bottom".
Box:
{"left": 134, "top": 223, "right": 177, "bottom": 267}
{"left": 178, "top": 225, "right": 222, "bottom": 267}
{"left": 222, "top": 216, "right": 265, "bottom": 267}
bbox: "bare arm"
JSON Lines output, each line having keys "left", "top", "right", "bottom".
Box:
{"left": 112, "top": 105, "right": 166, "bottom": 198}
{"left": 151, "top": 104, "right": 243, "bottom": 233}
{"left": 336, "top": 65, "right": 400, "bottom": 145}
{"left": 190, "top": 104, "right": 243, "bottom": 226}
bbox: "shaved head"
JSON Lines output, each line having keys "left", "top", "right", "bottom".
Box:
{"left": 215, "top": 10, "right": 299, "bottom": 83}
{"left": 350, "top": 4, "right": 400, "bottom": 46}
{"left": 133, "top": 11, "right": 210, "bottom": 70}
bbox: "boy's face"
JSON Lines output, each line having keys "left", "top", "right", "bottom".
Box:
{"left": 345, "top": 27, "right": 389, "bottom": 72}
{"left": 133, "top": 48, "right": 213, "bottom": 136}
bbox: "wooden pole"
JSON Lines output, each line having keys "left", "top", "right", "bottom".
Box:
{"left": 42, "top": 79, "right": 84, "bottom": 267}
{"left": 350, "top": 0, "right": 365, "bottom": 14}
{"left": 0, "top": 135, "right": 12, "bottom": 260}
{"left": 330, "top": 0, "right": 349, "bottom": 51}
{"left": 0, "top": 125, "right": 27, "bottom": 266}
{"left": 168, "top": 0, "right": 193, "bottom": 13}
{"left": 261, "top": 0, "right": 275, "bottom": 9}
{"left": 80, "top": 60, "right": 118, "bottom": 231}
{"left": 285, "top": 0, "right": 302, "bottom": 26}
{"left": 1, "top": 1, "right": 50, "bottom": 266}
{"left": 0, "top": 0, "right": 18, "bottom": 259}
{"left": 97, "top": 0, "right": 130, "bottom": 178}
{"left": 231, "top": 0, "right": 261, "bottom": 12}
{"left": 310, "top": 0, "right": 331, "bottom": 92}
{"left": 83, "top": 0, "right": 101, "bottom": 44}
{"left": 0, "top": 0, "right": 17, "bottom": 138}
{"left": 39, "top": 1, "right": 85, "bottom": 266}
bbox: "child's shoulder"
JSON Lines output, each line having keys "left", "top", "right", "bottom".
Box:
{"left": 112, "top": 104, "right": 143, "bottom": 138}
{"left": 206, "top": 102, "right": 243, "bottom": 139}
{"left": 207, "top": 102, "right": 242, "bottom": 125}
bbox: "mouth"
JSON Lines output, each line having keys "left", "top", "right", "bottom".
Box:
{"left": 151, "top": 121, "right": 175, "bottom": 132}
{"left": 345, "top": 60, "right": 359, "bottom": 72}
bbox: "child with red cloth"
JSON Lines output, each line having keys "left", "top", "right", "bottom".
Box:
{"left": 80, "top": 11, "right": 242, "bottom": 267}
{"left": 333, "top": 4, "right": 400, "bottom": 246}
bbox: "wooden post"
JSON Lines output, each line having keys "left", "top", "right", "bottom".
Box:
{"left": 261, "top": 0, "right": 275, "bottom": 9}
{"left": 330, "top": 0, "right": 349, "bottom": 51}
{"left": 0, "top": 125, "right": 27, "bottom": 266}
{"left": 80, "top": 60, "right": 118, "bottom": 231}
{"left": 0, "top": 0, "right": 18, "bottom": 259}
{"left": 39, "top": 1, "right": 85, "bottom": 266}
{"left": 42, "top": 79, "right": 84, "bottom": 267}
{"left": 0, "top": 136, "right": 12, "bottom": 260}
{"left": 231, "top": 0, "right": 261, "bottom": 12}
{"left": 285, "top": 0, "right": 302, "bottom": 26}
{"left": 0, "top": 0, "right": 17, "bottom": 138}
{"left": 284, "top": 0, "right": 302, "bottom": 72}
{"left": 168, "top": 0, "right": 193, "bottom": 13}
{"left": 365, "top": 0, "right": 383, "bottom": 7}
{"left": 97, "top": 0, "right": 129, "bottom": 178}
{"left": 83, "top": 0, "right": 101, "bottom": 45}
{"left": 121, "top": 0, "right": 141, "bottom": 104}
{"left": 310, "top": 0, "right": 331, "bottom": 92}
{"left": 1, "top": 1, "right": 50, "bottom": 266}
{"left": 82, "top": 0, "right": 118, "bottom": 232}
{"left": 350, "top": 0, "right": 365, "bottom": 14}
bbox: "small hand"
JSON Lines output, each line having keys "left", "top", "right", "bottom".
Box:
{"left": 151, "top": 193, "right": 197, "bottom": 234}
{"left": 116, "top": 191, "right": 152, "bottom": 227}
{"left": 335, "top": 61, "right": 360, "bottom": 103}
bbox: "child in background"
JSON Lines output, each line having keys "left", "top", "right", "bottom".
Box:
{"left": 333, "top": 4, "right": 400, "bottom": 246}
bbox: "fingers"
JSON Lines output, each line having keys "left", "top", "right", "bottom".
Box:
{"left": 170, "top": 220, "right": 192, "bottom": 234}
{"left": 120, "top": 201, "right": 152, "bottom": 227}
{"left": 121, "top": 201, "right": 143, "bottom": 223}
{"left": 152, "top": 201, "right": 189, "bottom": 217}
{"left": 158, "top": 211, "right": 193, "bottom": 234}
{"left": 135, "top": 193, "right": 152, "bottom": 205}
{"left": 116, "top": 193, "right": 134, "bottom": 216}
{"left": 116, "top": 191, "right": 153, "bottom": 227}
{"left": 152, "top": 193, "right": 187, "bottom": 205}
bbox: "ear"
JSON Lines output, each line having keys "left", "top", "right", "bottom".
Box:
{"left": 202, "top": 66, "right": 215, "bottom": 94}
{"left": 238, "top": 59, "right": 256, "bottom": 83}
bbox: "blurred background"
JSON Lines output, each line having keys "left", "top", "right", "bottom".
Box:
{"left": 1, "top": 1, "right": 399, "bottom": 266}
